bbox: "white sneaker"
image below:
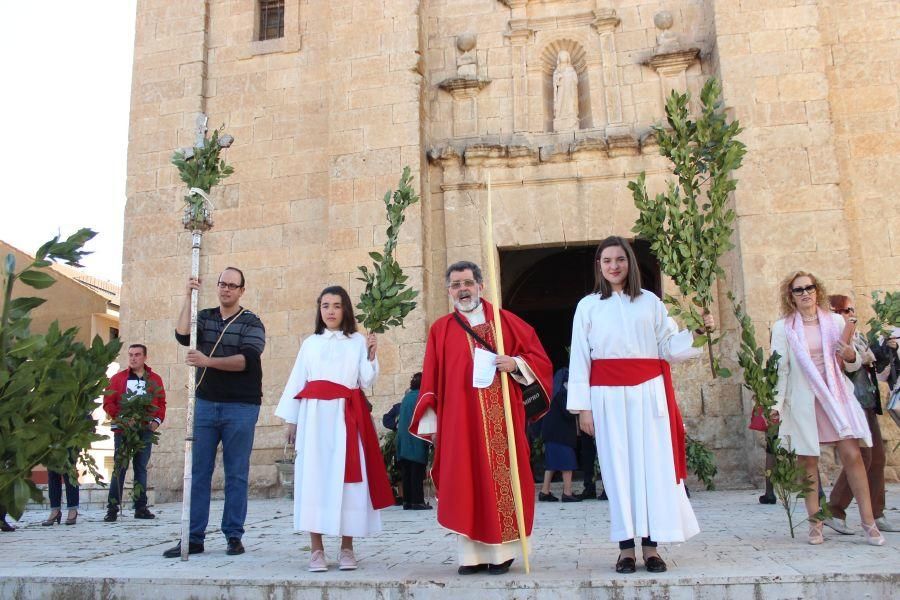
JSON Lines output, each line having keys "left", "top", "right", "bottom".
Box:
{"left": 308, "top": 549, "right": 328, "bottom": 572}
{"left": 875, "top": 516, "right": 899, "bottom": 532}
{"left": 822, "top": 517, "right": 854, "bottom": 535}
{"left": 338, "top": 547, "right": 358, "bottom": 571}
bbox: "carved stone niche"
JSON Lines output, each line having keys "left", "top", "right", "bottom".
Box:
{"left": 438, "top": 33, "right": 492, "bottom": 138}
{"left": 540, "top": 40, "right": 592, "bottom": 133}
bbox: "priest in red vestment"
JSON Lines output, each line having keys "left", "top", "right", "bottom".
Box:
{"left": 410, "top": 260, "right": 553, "bottom": 575}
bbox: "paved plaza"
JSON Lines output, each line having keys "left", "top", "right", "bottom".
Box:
{"left": 1, "top": 486, "right": 897, "bottom": 599}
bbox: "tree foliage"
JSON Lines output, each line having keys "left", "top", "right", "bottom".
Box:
{"left": 630, "top": 78, "right": 746, "bottom": 378}
{"left": 865, "top": 290, "right": 900, "bottom": 344}
{"left": 170, "top": 126, "right": 235, "bottom": 230}
{"left": 356, "top": 167, "right": 420, "bottom": 333}
{"left": 0, "top": 230, "right": 121, "bottom": 519}
{"left": 686, "top": 435, "right": 717, "bottom": 490}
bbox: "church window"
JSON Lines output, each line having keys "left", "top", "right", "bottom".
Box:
{"left": 258, "top": 0, "right": 285, "bottom": 41}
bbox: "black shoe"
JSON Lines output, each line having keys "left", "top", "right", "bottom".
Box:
{"left": 458, "top": 563, "right": 488, "bottom": 575}
{"left": 0, "top": 519, "right": 14, "bottom": 532}
{"left": 578, "top": 489, "right": 598, "bottom": 500}
{"left": 163, "top": 541, "right": 204, "bottom": 558}
{"left": 488, "top": 559, "right": 513, "bottom": 575}
{"left": 561, "top": 494, "right": 583, "bottom": 503}
{"left": 103, "top": 509, "right": 118, "bottom": 522}
{"left": 134, "top": 507, "right": 156, "bottom": 520}
{"left": 403, "top": 503, "right": 411, "bottom": 510}
{"left": 615, "top": 555, "right": 636, "bottom": 574}
{"left": 538, "top": 492, "right": 559, "bottom": 502}
{"left": 410, "top": 503, "right": 433, "bottom": 510}
{"left": 645, "top": 555, "right": 667, "bottom": 573}
{"left": 226, "top": 537, "right": 245, "bottom": 556}
{"left": 599, "top": 490, "right": 608, "bottom": 501}
{"left": 759, "top": 493, "right": 776, "bottom": 505}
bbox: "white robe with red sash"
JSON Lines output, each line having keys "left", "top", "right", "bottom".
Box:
{"left": 274, "top": 330, "right": 382, "bottom": 537}
{"left": 411, "top": 301, "right": 553, "bottom": 566}
{"left": 567, "top": 291, "right": 701, "bottom": 543}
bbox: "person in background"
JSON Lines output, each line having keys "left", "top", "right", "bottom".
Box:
{"left": 397, "top": 372, "right": 431, "bottom": 510}
{"left": 823, "top": 295, "right": 898, "bottom": 534}
{"left": 769, "top": 272, "right": 883, "bottom": 546}
{"left": 538, "top": 367, "right": 582, "bottom": 503}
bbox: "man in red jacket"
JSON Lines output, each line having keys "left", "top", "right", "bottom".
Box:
{"left": 103, "top": 344, "right": 166, "bottom": 521}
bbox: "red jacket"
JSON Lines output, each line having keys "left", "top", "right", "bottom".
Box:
{"left": 104, "top": 366, "right": 167, "bottom": 425}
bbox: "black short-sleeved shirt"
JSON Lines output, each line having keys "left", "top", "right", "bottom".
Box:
{"left": 175, "top": 306, "right": 266, "bottom": 405}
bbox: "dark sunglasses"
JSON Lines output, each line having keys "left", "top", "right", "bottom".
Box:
{"left": 833, "top": 307, "right": 855, "bottom": 315}
{"left": 790, "top": 284, "right": 817, "bottom": 296}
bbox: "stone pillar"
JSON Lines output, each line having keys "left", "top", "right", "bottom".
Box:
{"left": 505, "top": 13, "right": 533, "bottom": 133}
{"left": 591, "top": 10, "right": 624, "bottom": 138}
{"left": 647, "top": 49, "right": 700, "bottom": 105}
{"left": 438, "top": 78, "right": 491, "bottom": 138}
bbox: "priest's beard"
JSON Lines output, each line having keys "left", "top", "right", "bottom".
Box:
{"left": 454, "top": 289, "right": 481, "bottom": 313}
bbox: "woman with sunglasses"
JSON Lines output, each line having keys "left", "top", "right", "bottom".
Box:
{"left": 823, "top": 295, "right": 898, "bottom": 536}
{"left": 769, "top": 272, "right": 883, "bottom": 545}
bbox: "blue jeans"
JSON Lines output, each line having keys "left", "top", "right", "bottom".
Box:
{"left": 107, "top": 430, "right": 153, "bottom": 510}
{"left": 48, "top": 451, "right": 79, "bottom": 510}
{"left": 190, "top": 398, "right": 259, "bottom": 543}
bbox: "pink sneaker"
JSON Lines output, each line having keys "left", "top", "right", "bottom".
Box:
{"left": 308, "top": 549, "right": 328, "bottom": 572}
{"left": 338, "top": 547, "right": 358, "bottom": 571}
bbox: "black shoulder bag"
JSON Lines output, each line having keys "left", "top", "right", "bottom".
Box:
{"left": 452, "top": 312, "right": 549, "bottom": 419}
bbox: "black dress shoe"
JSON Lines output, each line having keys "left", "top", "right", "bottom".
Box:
{"left": 599, "top": 490, "right": 608, "bottom": 501}
{"left": 615, "top": 555, "right": 636, "bottom": 573}
{"left": 163, "top": 541, "right": 204, "bottom": 558}
{"left": 538, "top": 492, "right": 558, "bottom": 502}
{"left": 488, "top": 559, "right": 513, "bottom": 575}
{"left": 644, "top": 555, "right": 667, "bottom": 573}
{"left": 103, "top": 509, "right": 118, "bottom": 522}
{"left": 134, "top": 507, "right": 156, "bottom": 520}
{"left": 561, "top": 494, "right": 583, "bottom": 503}
{"left": 759, "top": 493, "right": 776, "bottom": 505}
{"left": 410, "top": 503, "right": 433, "bottom": 510}
{"left": 226, "top": 537, "right": 245, "bottom": 555}
{"left": 0, "top": 519, "right": 14, "bottom": 532}
{"left": 457, "top": 563, "right": 488, "bottom": 575}
{"left": 578, "top": 489, "right": 598, "bottom": 500}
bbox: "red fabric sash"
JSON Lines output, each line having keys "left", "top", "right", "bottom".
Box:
{"left": 589, "top": 358, "right": 687, "bottom": 483}
{"left": 295, "top": 380, "right": 394, "bottom": 509}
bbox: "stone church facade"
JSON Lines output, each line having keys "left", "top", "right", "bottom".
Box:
{"left": 123, "top": 0, "right": 899, "bottom": 499}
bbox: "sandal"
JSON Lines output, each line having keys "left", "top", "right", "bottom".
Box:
{"left": 861, "top": 521, "right": 885, "bottom": 546}
{"left": 808, "top": 519, "right": 824, "bottom": 545}
{"left": 615, "top": 554, "right": 636, "bottom": 573}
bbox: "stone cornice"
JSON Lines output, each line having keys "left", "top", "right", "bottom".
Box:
{"left": 427, "top": 133, "right": 660, "bottom": 170}
{"left": 437, "top": 76, "right": 492, "bottom": 99}
{"left": 646, "top": 48, "right": 701, "bottom": 74}
{"left": 498, "top": 0, "right": 528, "bottom": 8}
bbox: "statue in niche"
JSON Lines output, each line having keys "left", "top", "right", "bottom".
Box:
{"left": 553, "top": 51, "right": 579, "bottom": 131}
{"left": 456, "top": 32, "right": 477, "bottom": 78}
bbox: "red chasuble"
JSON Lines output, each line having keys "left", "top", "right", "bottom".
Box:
{"left": 410, "top": 300, "right": 553, "bottom": 545}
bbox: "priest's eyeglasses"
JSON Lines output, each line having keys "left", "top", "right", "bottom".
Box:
{"left": 217, "top": 282, "right": 243, "bottom": 290}
{"left": 448, "top": 279, "right": 477, "bottom": 290}
{"left": 790, "top": 284, "right": 817, "bottom": 296}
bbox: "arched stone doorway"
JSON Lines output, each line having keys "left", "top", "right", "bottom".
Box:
{"left": 500, "top": 240, "right": 661, "bottom": 371}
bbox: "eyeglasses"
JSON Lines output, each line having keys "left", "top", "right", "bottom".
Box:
{"left": 217, "top": 282, "right": 242, "bottom": 291}
{"left": 834, "top": 307, "right": 855, "bottom": 315}
{"left": 790, "top": 284, "right": 817, "bottom": 296}
{"left": 448, "top": 279, "right": 477, "bottom": 290}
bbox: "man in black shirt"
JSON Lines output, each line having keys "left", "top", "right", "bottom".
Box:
{"left": 163, "top": 267, "right": 266, "bottom": 558}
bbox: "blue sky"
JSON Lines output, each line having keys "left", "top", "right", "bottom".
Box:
{"left": 1, "top": 1, "right": 137, "bottom": 284}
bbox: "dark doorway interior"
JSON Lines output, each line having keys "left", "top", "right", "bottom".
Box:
{"left": 500, "top": 240, "right": 661, "bottom": 371}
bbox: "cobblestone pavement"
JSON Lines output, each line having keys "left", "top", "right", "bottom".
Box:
{"left": 1, "top": 486, "right": 897, "bottom": 599}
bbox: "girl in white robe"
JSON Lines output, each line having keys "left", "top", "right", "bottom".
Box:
{"left": 275, "top": 285, "right": 386, "bottom": 572}
{"left": 567, "top": 236, "right": 712, "bottom": 574}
